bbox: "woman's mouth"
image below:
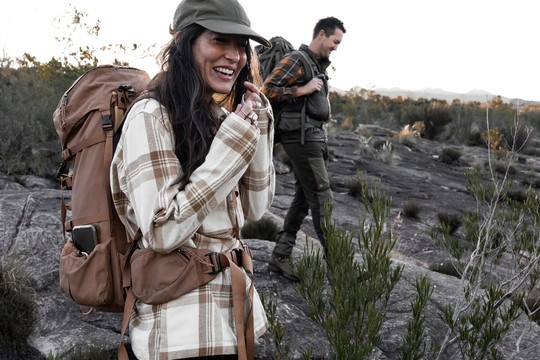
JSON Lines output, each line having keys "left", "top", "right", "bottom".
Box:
{"left": 214, "top": 67, "right": 234, "bottom": 77}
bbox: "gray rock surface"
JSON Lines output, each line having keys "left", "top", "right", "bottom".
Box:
{"left": 2, "top": 128, "right": 540, "bottom": 359}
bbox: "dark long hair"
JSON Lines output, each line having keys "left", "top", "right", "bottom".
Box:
{"left": 146, "top": 24, "right": 256, "bottom": 188}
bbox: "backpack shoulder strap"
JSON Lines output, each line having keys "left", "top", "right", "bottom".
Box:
{"left": 290, "top": 50, "right": 318, "bottom": 145}
{"left": 292, "top": 49, "right": 316, "bottom": 83}
{"left": 113, "top": 91, "right": 154, "bottom": 152}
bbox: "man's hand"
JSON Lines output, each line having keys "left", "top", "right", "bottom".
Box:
{"left": 298, "top": 77, "right": 323, "bottom": 97}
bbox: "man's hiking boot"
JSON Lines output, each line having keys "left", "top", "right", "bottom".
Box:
{"left": 269, "top": 256, "right": 299, "bottom": 282}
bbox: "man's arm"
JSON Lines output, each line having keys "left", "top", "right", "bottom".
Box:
{"left": 263, "top": 53, "right": 324, "bottom": 101}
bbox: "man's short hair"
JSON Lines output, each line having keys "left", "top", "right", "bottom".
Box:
{"left": 313, "top": 17, "right": 346, "bottom": 39}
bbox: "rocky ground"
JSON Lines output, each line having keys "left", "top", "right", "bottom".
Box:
{"left": 2, "top": 126, "right": 540, "bottom": 359}
{"left": 273, "top": 126, "right": 540, "bottom": 269}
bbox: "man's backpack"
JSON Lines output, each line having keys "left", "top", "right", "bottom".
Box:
{"left": 53, "top": 65, "right": 151, "bottom": 313}
{"left": 256, "top": 36, "right": 296, "bottom": 81}
{"left": 255, "top": 36, "right": 316, "bottom": 144}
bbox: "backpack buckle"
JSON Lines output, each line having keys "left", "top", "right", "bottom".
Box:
{"left": 231, "top": 248, "right": 243, "bottom": 267}
{"left": 118, "top": 85, "right": 135, "bottom": 95}
{"left": 207, "top": 252, "right": 223, "bottom": 274}
{"left": 55, "top": 162, "right": 68, "bottom": 181}
{"left": 102, "top": 115, "right": 114, "bottom": 131}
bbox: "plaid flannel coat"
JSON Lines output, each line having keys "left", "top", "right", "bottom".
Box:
{"left": 110, "top": 97, "right": 275, "bottom": 359}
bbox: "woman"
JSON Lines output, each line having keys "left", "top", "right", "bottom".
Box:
{"left": 110, "top": 0, "right": 274, "bottom": 358}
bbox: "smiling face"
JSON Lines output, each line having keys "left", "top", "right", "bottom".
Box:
{"left": 192, "top": 30, "right": 249, "bottom": 96}
{"left": 312, "top": 28, "right": 344, "bottom": 60}
{"left": 322, "top": 28, "right": 344, "bottom": 58}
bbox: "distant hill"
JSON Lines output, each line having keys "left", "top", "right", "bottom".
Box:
{"left": 331, "top": 86, "right": 540, "bottom": 107}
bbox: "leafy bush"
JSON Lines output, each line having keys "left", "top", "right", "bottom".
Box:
{"left": 294, "top": 176, "right": 404, "bottom": 359}
{"left": 490, "top": 160, "right": 517, "bottom": 176}
{"left": 431, "top": 126, "right": 540, "bottom": 359}
{"left": 259, "top": 293, "right": 290, "bottom": 360}
{"left": 522, "top": 175, "right": 540, "bottom": 189}
{"left": 0, "top": 62, "right": 84, "bottom": 177}
{"left": 505, "top": 188, "right": 528, "bottom": 203}
{"left": 503, "top": 123, "right": 532, "bottom": 153}
{"left": 402, "top": 201, "right": 422, "bottom": 219}
{"left": 345, "top": 175, "right": 364, "bottom": 198}
{"left": 0, "top": 259, "right": 37, "bottom": 345}
{"left": 423, "top": 104, "right": 453, "bottom": 140}
{"left": 437, "top": 212, "right": 462, "bottom": 234}
{"left": 439, "top": 148, "right": 462, "bottom": 165}
{"left": 398, "top": 275, "right": 433, "bottom": 360}
{"left": 240, "top": 217, "right": 280, "bottom": 241}
{"left": 373, "top": 139, "right": 394, "bottom": 164}
{"left": 65, "top": 345, "right": 116, "bottom": 360}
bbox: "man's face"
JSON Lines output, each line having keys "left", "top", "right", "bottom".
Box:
{"left": 319, "top": 28, "right": 344, "bottom": 59}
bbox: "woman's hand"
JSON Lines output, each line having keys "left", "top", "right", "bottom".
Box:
{"left": 243, "top": 81, "right": 263, "bottom": 107}
{"left": 234, "top": 81, "right": 263, "bottom": 125}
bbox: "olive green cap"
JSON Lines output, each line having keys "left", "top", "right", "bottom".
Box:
{"left": 173, "top": 0, "right": 271, "bottom": 48}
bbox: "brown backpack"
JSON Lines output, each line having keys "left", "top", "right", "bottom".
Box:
{"left": 53, "top": 65, "right": 151, "bottom": 312}
{"left": 53, "top": 65, "right": 257, "bottom": 360}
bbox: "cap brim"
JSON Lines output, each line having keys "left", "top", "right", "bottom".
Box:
{"left": 196, "top": 19, "right": 271, "bottom": 48}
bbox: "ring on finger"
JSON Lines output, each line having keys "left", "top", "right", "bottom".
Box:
{"left": 240, "top": 108, "right": 250, "bottom": 118}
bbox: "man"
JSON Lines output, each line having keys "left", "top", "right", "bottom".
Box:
{"left": 263, "top": 17, "right": 346, "bottom": 281}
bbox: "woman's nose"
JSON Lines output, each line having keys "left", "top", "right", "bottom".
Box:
{"left": 224, "top": 44, "right": 241, "bottom": 62}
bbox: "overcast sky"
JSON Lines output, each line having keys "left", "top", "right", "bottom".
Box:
{"left": 2, "top": 0, "right": 538, "bottom": 101}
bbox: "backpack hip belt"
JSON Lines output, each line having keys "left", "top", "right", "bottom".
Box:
{"left": 120, "top": 241, "right": 255, "bottom": 360}
{"left": 127, "top": 241, "right": 253, "bottom": 304}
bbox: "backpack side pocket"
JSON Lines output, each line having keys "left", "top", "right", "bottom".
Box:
{"left": 59, "top": 240, "right": 114, "bottom": 308}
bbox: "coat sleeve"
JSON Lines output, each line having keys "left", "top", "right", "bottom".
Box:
{"left": 262, "top": 53, "right": 305, "bottom": 102}
{"left": 237, "top": 93, "right": 275, "bottom": 221}
{"left": 112, "top": 100, "right": 262, "bottom": 253}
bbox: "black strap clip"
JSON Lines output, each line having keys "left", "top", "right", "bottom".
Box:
{"left": 55, "top": 162, "right": 68, "bottom": 181}
{"left": 101, "top": 114, "right": 114, "bottom": 131}
{"left": 207, "top": 252, "right": 223, "bottom": 275}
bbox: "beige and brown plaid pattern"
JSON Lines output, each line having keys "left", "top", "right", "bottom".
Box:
{"left": 111, "top": 98, "right": 274, "bottom": 359}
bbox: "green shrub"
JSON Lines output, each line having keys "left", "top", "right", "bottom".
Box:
{"left": 345, "top": 176, "right": 363, "bottom": 198}
{"left": 522, "top": 147, "right": 540, "bottom": 157}
{"left": 402, "top": 201, "right": 422, "bottom": 219}
{"left": 372, "top": 138, "right": 390, "bottom": 151}
{"left": 399, "top": 275, "right": 433, "bottom": 360}
{"left": 505, "top": 188, "right": 528, "bottom": 203}
{"left": 522, "top": 175, "right": 540, "bottom": 189}
{"left": 65, "top": 345, "right": 116, "bottom": 360}
{"left": 503, "top": 124, "right": 531, "bottom": 153}
{"left": 373, "top": 139, "right": 394, "bottom": 165}
{"left": 437, "top": 212, "right": 462, "bottom": 234}
{"left": 240, "top": 217, "right": 279, "bottom": 241}
{"left": 491, "top": 160, "right": 517, "bottom": 176}
{"left": 439, "top": 148, "right": 462, "bottom": 165}
{"left": 0, "top": 259, "right": 37, "bottom": 345}
{"left": 294, "top": 177, "right": 403, "bottom": 359}
{"left": 425, "top": 105, "right": 453, "bottom": 140}
{"left": 259, "top": 293, "right": 290, "bottom": 359}
{"left": 431, "top": 148, "right": 540, "bottom": 359}
{"left": 0, "top": 64, "right": 82, "bottom": 177}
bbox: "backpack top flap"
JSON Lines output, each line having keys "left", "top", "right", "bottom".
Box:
{"left": 53, "top": 65, "right": 151, "bottom": 148}
{"left": 255, "top": 36, "right": 295, "bottom": 81}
